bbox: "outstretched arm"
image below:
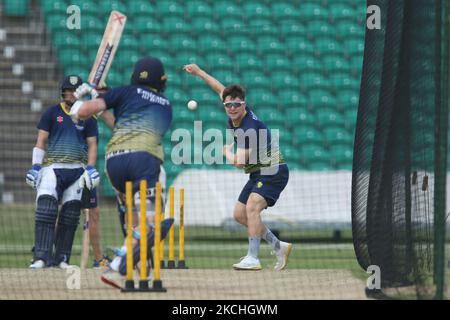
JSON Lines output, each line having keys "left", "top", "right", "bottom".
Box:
{"left": 183, "top": 64, "right": 225, "bottom": 99}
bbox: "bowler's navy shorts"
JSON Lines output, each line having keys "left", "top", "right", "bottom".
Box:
{"left": 238, "top": 164, "right": 289, "bottom": 207}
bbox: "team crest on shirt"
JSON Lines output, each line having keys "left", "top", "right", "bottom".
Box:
{"left": 57, "top": 116, "right": 63, "bottom": 123}
{"left": 257, "top": 182, "right": 263, "bottom": 188}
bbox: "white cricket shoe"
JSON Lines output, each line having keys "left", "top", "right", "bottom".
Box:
{"left": 232, "top": 255, "right": 262, "bottom": 271}
{"left": 29, "top": 260, "right": 45, "bottom": 269}
{"left": 274, "top": 241, "right": 292, "bottom": 271}
{"left": 57, "top": 262, "right": 72, "bottom": 269}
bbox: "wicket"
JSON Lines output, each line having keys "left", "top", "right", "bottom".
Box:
{"left": 163, "top": 186, "right": 188, "bottom": 269}
{"left": 121, "top": 180, "right": 166, "bottom": 292}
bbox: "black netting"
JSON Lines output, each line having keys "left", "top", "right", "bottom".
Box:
{"left": 352, "top": 0, "right": 448, "bottom": 299}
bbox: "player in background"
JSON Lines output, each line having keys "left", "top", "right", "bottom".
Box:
{"left": 26, "top": 75, "right": 100, "bottom": 269}
{"left": 183, "top": 64, "right": 292, "bottom": 271}
{"left": 69, "top": 56, "right": 174, "bottom": 285}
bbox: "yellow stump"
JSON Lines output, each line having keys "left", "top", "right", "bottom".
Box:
{"left": 167, "top": 186, "right": 176, "bottom": 268}
{"left": 124, "top": 181, "right": 134, "bottom": 290}
{"left": 178, "top": 188, "right": 187, "bottom": 268}
{"left": 138, "top": 180, "right": 148, "bottom": 290}
{"left": 153, "top": 182, "right": 162, "bottom": 282}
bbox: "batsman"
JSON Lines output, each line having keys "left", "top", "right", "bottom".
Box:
{"left": 69, "top": 57, "right": 174, "bottom": 282}
{"left": 27, "top": 75, "right": 100, "bottom": 269}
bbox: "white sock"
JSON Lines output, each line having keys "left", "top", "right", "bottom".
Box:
{"left": 262, "top": 228, "right": 281, "bottom": 251}
{"left": 247, "top": 237, "right": 261, "bottom": 259}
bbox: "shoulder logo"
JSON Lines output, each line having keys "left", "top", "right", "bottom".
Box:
{"left": 57, "top": 116, "right": 63, "bottom": 123}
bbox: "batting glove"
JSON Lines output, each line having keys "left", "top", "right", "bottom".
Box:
{"left": 79, "top": 166, "right": 100, "bottom": 190}
{"left": 26, "top": 164, "right": 41, "bottom": 189}
{"left": 74, "top": 83, "right": 98, "bottom": 100}
{"left": 69, "top": 100, "right": 83, "bottom": 123}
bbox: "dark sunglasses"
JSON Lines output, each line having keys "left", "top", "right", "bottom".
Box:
{"left": 223, "top": 101, "right": 245, "bottom": 108}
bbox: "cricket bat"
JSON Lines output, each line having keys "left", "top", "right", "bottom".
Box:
{"left": 80, "top": 209, "right": 90, "bottom": 269}
{"left": 87, "top": 10, "right": 127, "bottom": 88}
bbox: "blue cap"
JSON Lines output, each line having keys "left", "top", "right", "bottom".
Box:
{"left": 130, "top": 56, "right": 167, "bottom": 92}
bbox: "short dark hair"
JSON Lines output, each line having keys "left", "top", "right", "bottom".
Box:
{"left": 222, "top": 84, "right": 246, "bottom": 102}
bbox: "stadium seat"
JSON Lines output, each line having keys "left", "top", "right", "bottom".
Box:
{"left": 272, "top": 71, "right": 301, "bottom": 90}
{"left": 271, "top": 3, "right": 300, "bottom": 19}
{"left": 285, "top": 107, "right": 317, "bottom": 128}
{"left": 328, "top": 4, "right": 355, "bottom": 22}
{"left": 166, "top": 87, "right": 190, "bottom": 105}
{"left": 293, "top": 126, "right": 324, "bottom": 145}
{"left": 285, "top": 37, "right": 314, "bottom": 55}
{"left": 80, "top": 15, "right": 103, "bottom": 31}
{"left": 329, "top": 145, "right": 353, "bottom": 166}
{"left": 162, "top": 17, "right": 188, "bottom": 34}
{"left": 243, "top": 2, "right": 271, "bottom": 19}
{"left": 42, "top": 0, "right": 67, "bottom": 15}
{"left": 343, "top": 39, "right": 365, "bottom": 57}
{"left": 292, "top": 55, "right": 322, "bottom": 72}
{"left": 323, "top": 127, "right": 354, "bottom": 146}
{"left": 155, "top": 1, "right": 185, "bottom": 17}
{"left": 322, "top": 55, "right": 351, "bottom": 73}
{"left": 115, "top": 49, "right": 140, "bottom": 69}
{"left": 306, "top": 21, "right": 335, "bottom": 39}
{"left": 235, "top": 53, "right": 264, "bottom": 72}
{"left": 256, "top": 36, "right": 284, "bottom": 54}
{"left": 53, "top": 32, "right": 81, "bottom": 48}
{"left": 270, "top": 124, "right": 293, "bottom": 145}
{"left": 298, "top": 72, "right": 329, "bottom": 90}
{"left": 197, "top": 34, "right": 226, "bottom": 54}
{"left": 248, "top": 18, "right": 278, "bottom": 36}
{"left": 219, "top": 17, "right": 245, "bottom": 33}
{"left": 254, "top": 108, "right": 285, "bottom": 126}
{"left": 336, "top": 90, "right": 359, "bottom": 111}
{"left": 185, "top": 1, "right": 213, "bottom": 17}
{"left": 281, "top": 145, "right": 302, "bottom": 162}
{"left": 45, "top": 14, "right": 67, "bottom": 30}
{"left": 190, "top": 17, "right": 220, "bottom": 35}
{"left": 309, "top": 89, "right": 337, "bottom": 108}
{"left": 58, "top": 49, "right": 87, "bottom": 68}
{"left": 127, "top": 0, "right": 154, "bottom": 16}
{"left": 213, "top": 71, "right": 241, "bottom": 85}
{"left": 264, "top": 54, "right": 292, "bottom": 71}
{"left": 134, "top": 17, "right": 161, "bottom": 33}
{"left": 246, "top": 89, "right": 277, "bottom": 107}
{"left": 279, "top": 20, "right": 306, "bottom": 37}
{"left": 140, "top": 34, "right": 167, "bottom": 52}
{"left": 299, "top": 3, "right": 328, "bottom": 21}
{"left": 191, "top": 88, "right": 218, "bottom": 105}
{"left": 226, "top": 35, "right": 256, "bottom": 54}
{"left": 316, "top": 108, "right": 346, "bottom": 127}
{"left": 328, "top": 73, "right": 360, "bottom": 90}
{"left": 241, "top": 71, "right": 268, "bottom": 90}
{"left": 199, "top": 107, "right": 225, "bottom": 122}
{"left": 278, "top": 91, "right": 308, "bottom": 109}
{"left": 168, "top": 35, "right": 197, "bottom": 52}
{"left": 121, "top": 35, "right": 139, "bottom": 50}
{"left": 336, "top": 21, "right": 365, "bottom": 40}
{"left": 300, "top": 144, "right": 330, "bottom": 163}
{"left": 98, "top": 0, "right": 127, "bottom": 15}
{"left": 206, "top": 53, "right": 234, "bottom": 71}
{"left": 213, "top": 2, "right": 242, "bottom": 17}
{"left": 314, "top": 38, "right": 343, "bottom": 57}
{"left": 176, "top": 52, "right": 206, "bottom": 68}
{"left": 71, "top": 0, "right": 97, "bottom": 15}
